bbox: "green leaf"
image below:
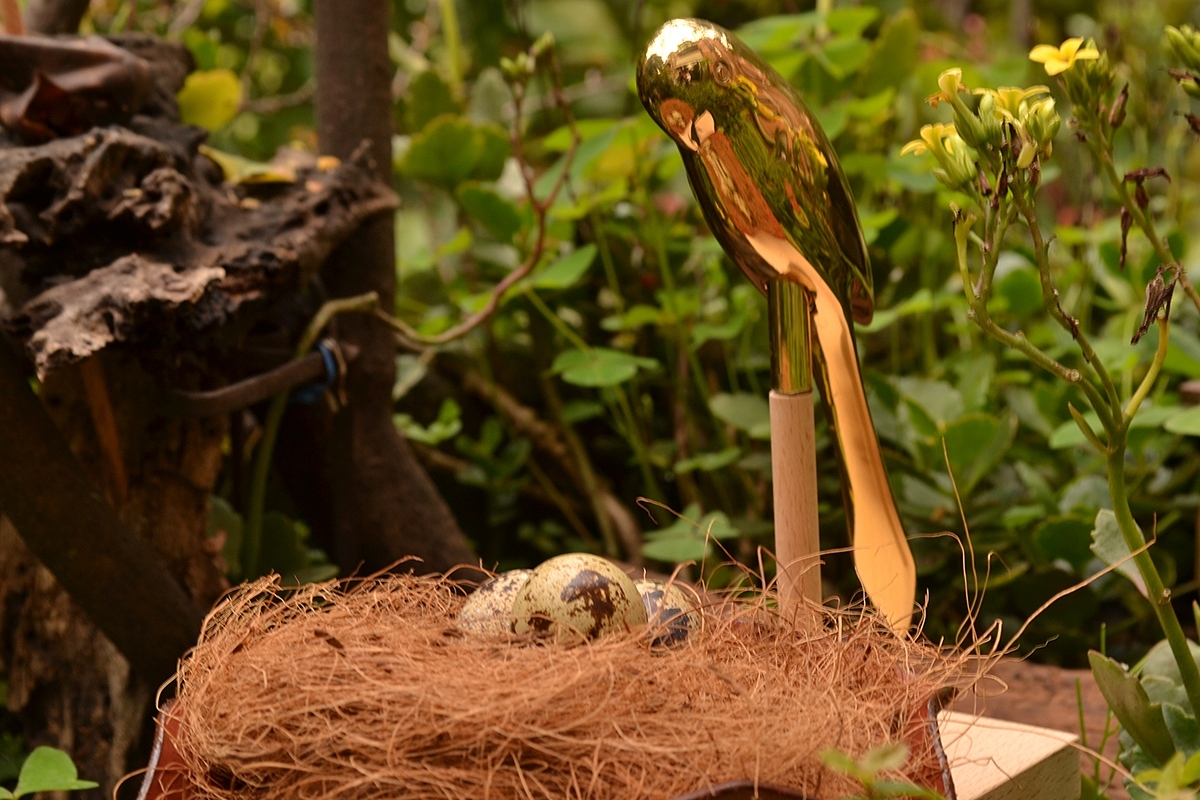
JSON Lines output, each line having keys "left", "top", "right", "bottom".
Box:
{"left": 561, "top": 399, "right": 603, "bottom": 424}
{"left": 675, "top": 447, "right": 742, "bottom": 474}
{"left": 1089, "top": 652, "right": 1176, "bottom": 766}
{"left": 819, "top": 748, "right": 861, "bottom": 778}
{"left": 200, "top": 146, "right": 295, "bottom": 184}
{"left": 533, "top": 245, "right": 597, "bottom": 290}
{"left": 1032, "top": 516, "right": 1094, "bottom": 572}
{"left": 602, "top": 304, "right": 665, "bottom": 332}
{"left": 1143, "top": 639, "right": 1200, "bottom": 696}
{"left": 641, "top": 504, "right": 740, "bottom": 563}
{"left": 736, "top": 13, "right": 819, "bottom": 53}
{"left": 177, "top": 69, "right": 242, "bottom": 131}
{"left": 895, "top": 377, "right": 963, "bottom": 428}
{"left": 551, "top": 348, "right": 657, "bottom": 387}
{"left": 995, "top": 267, "right": 1043, "bottom": 316}
{"left": 691, "top": 313, "right": 748, "bottom": 347}
{"left": 456, "top": 183, "right": 522, "bottom": 243}
{"left": 258, "top": 512, "right": 309, "bottom": 579}
{"left": 401, "top": 115, "right": 479, "bottom": 185}
{"left": 709, "top": 393, "right": 771, "bottom": 439}
{"left": 1164, "top": 406, "right": 1200, "bottom": 436}
{"left": 1182, "top": 749, "right": 1200, "bottom": 784}
{"left": 857, "top": 741, "right": 908, "bottom": 774}
{"left": 1050, "top": 404, "right": 1181, "bottom": 448}
{"left": 405, "top": 70, "right": 461, "bottom": 132}
{"left": 12, "top": 747, "right": 98, "bottom": 798}
{"left": 394, "top": 398, "right": 463, "bottom": 445}
{"left": 826, "top": 6, "right": 879, "bottom": 36}
{"left": 857, "top": 9, "right": 918, "bottom": 94}
{"left": 1090, "top": 509, "right": 1148, "bottom": 596}
{"left": 1162, "top": 703, "right": 1200, "bottom": 756}
{"left": 868, "top": 779, "right": 944, "bottom": 799}
{"left": 641, "top": 536, "right": 710, "bottom": 563}
{"left": 940, "top": 412, "right": 1016, "bottom": 495}
{"left": 399, "top": 116, "right": 511, "bottom": 187}
{"left": 474, "top": 123, "right": 512, "bottom": 182}
{"left": 817, "top": 36, "right": 872, "bottom": 79}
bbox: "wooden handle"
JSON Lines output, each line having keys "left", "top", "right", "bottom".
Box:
{"left": 770, "top": 389, "right": 821, "bottom": 611}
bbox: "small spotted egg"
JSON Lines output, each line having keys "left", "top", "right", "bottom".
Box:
{"left": 512, "top": 554, "right": 648, "bottom": 641}
{"left": 457, "top": 569, "right": 533, "bottom": 635}
{"left": 635, "top": 579, "right": 702, "bottom": 646}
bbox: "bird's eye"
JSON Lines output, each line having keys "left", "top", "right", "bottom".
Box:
{"left": 712, "top": 60, "right": 732, "bottom": 84}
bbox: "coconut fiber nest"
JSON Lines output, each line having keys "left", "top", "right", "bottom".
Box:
{"left": 153, "top": 572, "right": 964, "bottom": 800}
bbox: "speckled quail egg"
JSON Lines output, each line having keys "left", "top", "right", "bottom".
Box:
{"left": 635, "top": 579, "right": 702, "bottom": 646}
{"left": 457, "top": 569, "right": 533, "bottom": 635}
{"left": 512, "top": 554, "right": 648, "bottom": 640}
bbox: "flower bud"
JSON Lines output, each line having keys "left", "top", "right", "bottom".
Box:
{"left": 1024, "top": 97, "right": 1061, "bottom": 152}
{"left": 975, "top": 92, "right": 1004, "bottom": 148}
{"left": 941, "top": 132, "right": 978, "bottom": 188}
{"left": 1166, "top": 25, "right": 1200, "bottom": 74}
{"left": 1016, "top": 140, "right": 1037, "bottom": 169}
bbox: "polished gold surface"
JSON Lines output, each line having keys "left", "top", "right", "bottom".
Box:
{"left": 768, "top": 280, "right": 812, "bottom": 395}
{"left": 637, "top": 18, "right": 916, "bottom": 631}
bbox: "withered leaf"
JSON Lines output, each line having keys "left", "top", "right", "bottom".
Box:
{"left": 1132, "top": 264, "right": 1177, "bottom": 344}
{"left": 1119, "top": 207, "right": 1132, "bottom": 271}
{"left": 0, "top": 34, "right": 153, "bottom": 143}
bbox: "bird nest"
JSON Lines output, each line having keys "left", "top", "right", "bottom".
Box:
{"left": 148, "top": 572, "right": 965, "bottom": 800}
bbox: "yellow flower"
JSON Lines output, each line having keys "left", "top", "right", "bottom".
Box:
{"left": 926, "top": 68, "right": 964, "bottom": 108}
{"left": 900, "top": 123, "right": 957, "bottom": 156}
{"left": 1029, "top": 38, "right": 1100, "bottom": 76}
{"left": 974, "top": 85, "right": 1050, "bottom": 119}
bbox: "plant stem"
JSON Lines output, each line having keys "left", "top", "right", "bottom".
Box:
{"left": 1011, "top": 185, "right": 1123, "bottom": 417}
{"left": 437, "top": 0, "right": 464, "bottom": 97}
{"left": 1107, "top": 444, "right": 1200, "bottom": 715}
{"left": 954, "top": 215, "right": 1116, "bottom": 435}
{"left": 1126, "top": 317, "right": 1170, "bottom": 421}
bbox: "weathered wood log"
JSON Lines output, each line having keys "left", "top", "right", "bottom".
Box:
{"left": 1, "top": 128, "right": 398, "bottom": 377}
{"left": 0, "top": 337, "right": 202, "bottom": 682}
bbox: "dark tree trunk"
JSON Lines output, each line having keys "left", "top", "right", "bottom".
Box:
{"left": 312, "top": 0, "right": 480, "bottom": 578}
{"left": 23, "top": 0, "right": 89, "bottom": 34}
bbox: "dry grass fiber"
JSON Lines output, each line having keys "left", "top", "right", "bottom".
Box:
{"left": 161, "top": 573, "right": 964, "bottom": 800}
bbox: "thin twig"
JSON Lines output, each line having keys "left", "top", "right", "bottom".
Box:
{"left": 379, "top": 41, "right": 582, "bottom": 347}
{"left": 167, "top": 0, "right": 206, "bottom": 37}
{"left": 243, "top": 292, "right": 378, "bottom": 577}
{"left": 241, "top": 0, "right": 271, "bottom": 98}
{"left": 241, "top": 82, "right": 316, "bottom": 115}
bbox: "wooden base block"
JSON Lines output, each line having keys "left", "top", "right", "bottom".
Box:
{"left": 940, "top": 711, "right": 1080, "bottom": 800}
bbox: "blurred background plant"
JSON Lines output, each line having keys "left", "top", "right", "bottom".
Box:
{"left": 80, "top": 0, "right": 1200, "bottom": 673}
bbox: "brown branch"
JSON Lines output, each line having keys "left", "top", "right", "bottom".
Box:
{"left": 241, "top": 81, "right": 315, "bottom": 115}
{"left": 0, "top": 336, "right": 202, "bottom": 683}
{"left": 1, "top": 0, "right": 24, "bottom": 34}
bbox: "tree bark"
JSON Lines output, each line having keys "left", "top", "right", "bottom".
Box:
{"left": 0, "top": 338, "right": 203, "bottom": 684}
{"left": 313, "top": 0, "right": 480, "bottom": 577}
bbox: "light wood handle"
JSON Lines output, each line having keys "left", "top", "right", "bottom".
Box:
{"left": 769, "top": 389, "right": 821, "bottom": 611}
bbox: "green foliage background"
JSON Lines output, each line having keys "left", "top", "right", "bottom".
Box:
{"left": 94, "top": 0, "right": 1200, "bottom": 667}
